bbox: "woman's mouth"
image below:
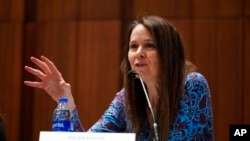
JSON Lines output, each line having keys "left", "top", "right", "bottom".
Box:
{"left": 135, "top": 63, "right": 147, "bottom": 68}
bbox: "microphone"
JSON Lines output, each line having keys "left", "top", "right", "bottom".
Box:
{"left": 128, "top": 70, "right": 159, "bottom": 141}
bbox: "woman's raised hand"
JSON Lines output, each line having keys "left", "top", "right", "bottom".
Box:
{"left": 24, "top": 56, "right": 76, "bottom": 110}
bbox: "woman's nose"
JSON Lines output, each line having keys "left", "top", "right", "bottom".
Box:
{"left": 136, "top": 46, "right": 145, "bottom": 58}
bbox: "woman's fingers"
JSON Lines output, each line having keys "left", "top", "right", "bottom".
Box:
{"left": 30, "top": 56, "right": 50, "bottom": 74}
{"left": 41, "top": 56, "right": 62, "bottom": 77}
{"left": 24, "top": 81, "right": 43, "bottom": 89}
{"left": 24, "top": 66, "right": 46, "bottom": 80}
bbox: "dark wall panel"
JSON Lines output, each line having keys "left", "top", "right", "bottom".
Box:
{"left": 77, "top": 20, "right": 121, "bottom": 129}
{"left": 37, "top": 0, "right": 78, "bottom": 21}
{"left": 170, "top": 19, "right": 193, "bottom": 60}
{"left": 79, "top": 0, "right": 121, "bottom": 19}
{"left": 244, "top": 19, "right": 250, "bottom": 123}
{"left": 0, "top": 23, "right": 22, "bottom": 141}
{"left": 0, "top": 0, "right": 24, "bottom": 21}
{"left": 216, "top": 20, "right": 243, "bottom": 140}
{"left": 192, "top": 20, "right": 219, "bottom": 139}
{"left": 134, "top": 0, "right": 192, "bottom": 17}
{"left": 193, "top": 0, "right": 243, "bottom": 17}
{"left": 246, "top": 0, "right": 250, "bottom": 16}
{"left": 27, "top": 22, "right": 78, "bottom": 141}
{"left": 20, "top": 0, "right": 122, "bottom": 140}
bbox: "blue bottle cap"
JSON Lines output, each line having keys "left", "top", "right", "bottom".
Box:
{"left": 59, "top": 97, "right": 68, "bottom": 103}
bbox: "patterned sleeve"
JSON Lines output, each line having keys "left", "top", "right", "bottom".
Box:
{"left": 71, "top": 89, "right": 127, "bottom": 132}
{"left": 72, "top": 108, "right": 85, "bottom": 131}
{"left": 168, "top": 72, "right": 214, "bottom": 141}
{"left": 87, "top": 89, "right": 127, "bottom": 132}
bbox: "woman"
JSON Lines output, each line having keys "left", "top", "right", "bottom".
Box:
{"left": 24, "top": 15, "right": 214, "bottom": 140}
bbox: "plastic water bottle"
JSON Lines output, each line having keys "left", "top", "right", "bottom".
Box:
{"left": 52, "top": 97, "right": 73, "bottom": 131}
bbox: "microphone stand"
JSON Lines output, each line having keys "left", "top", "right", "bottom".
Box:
{"left": 128, "top": 70, "right": 159, "bottom": 141}
{"left": 137, "top": 75, "right": 159, "bottom": 141}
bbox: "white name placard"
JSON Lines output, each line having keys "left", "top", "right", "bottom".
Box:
{"left": 39, "top": 131, "right": 136, "bottom": 141}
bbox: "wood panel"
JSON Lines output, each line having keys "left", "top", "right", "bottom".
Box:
{"left": 21, "top": 23, "right": 38, "bottom": 141}
{"left": 217, "top": 0, "right": 243, "bottom": 16}
{"left": 0, "top": 0, "right": 24, "bottom": 21}
{"left": 246, "top": 0, "right": 250, "bottom": 16}
{"left": 0, "top": 23, "right": 22, "bottom": 141}
{"left": 77, "top": 20, "right": 121, "bottom": 129}
{"left": 0, "top": 0, "right": 12, "bottom": 20}
{"left": 37, "top": 0, "right": 78, "bottom": 21}
{"left": 244, "top": 19, "right": 250, "bottom": 123}
{"left": 192, "top": 20, "right": 217, "bottom": 92}
{"left": 22, "top": 21, "right": 78, "bottom": 140}
{"left": 193, "top": 0, "right": 242, "bottom": 17}
{"left": 193, "top": 0, "right": 218, "bottom": 17}
{"left": 192, "top": 19, "right": 244, "bottom": 141}
{"left": 169, "top": 19, "right": 193, "bottom": 60}
{"left": 79, "top": 0, "right": 121, "bottom": 19}
{"left": 191, "top": 20, "right": 221, "bottom": 140}
{"left": 217, "top": 19, "right": 243, "bottom": 140}
{"left": 29, "top": 22, "right": 78, "bottom": 141}
{"left": 133, "top": 0, "right": 192, "bottom": 17}
{"left": 21, "top": 0, "right": 122, "bottom": 140}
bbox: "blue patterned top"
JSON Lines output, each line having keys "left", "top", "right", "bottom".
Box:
{"left": 72, "top": 72, "right": 214, "bottom": 140}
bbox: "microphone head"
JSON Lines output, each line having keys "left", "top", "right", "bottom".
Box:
{"left": 128, "top": 70, "right": 138, "bottom": 79}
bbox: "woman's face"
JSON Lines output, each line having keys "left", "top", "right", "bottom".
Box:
{"left": 128, "top": 24, "right": 159, "bottom": 82}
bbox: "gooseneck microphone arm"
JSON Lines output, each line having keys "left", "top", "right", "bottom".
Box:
{"left": 138, "top": 74, "right": 159, "bottom": 141}
{"left": 128, "top": 70, "right": 159, "bottom": 141}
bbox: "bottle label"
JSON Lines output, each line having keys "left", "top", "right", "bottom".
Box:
{"left": 52, "top": 109, "right": 72, "bottom": 131}
{"left": 52, "top": 119, "right": 72, "bottom": 131}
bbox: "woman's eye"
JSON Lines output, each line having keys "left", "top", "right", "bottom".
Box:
{"left": 146, "top": 43, "right": 155, "bottom": 48}
{"left": 129, "top": 44, "right": 137, "bottom": 49}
